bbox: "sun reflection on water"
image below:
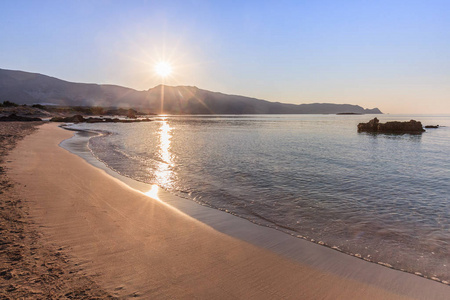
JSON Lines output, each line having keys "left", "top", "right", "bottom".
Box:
{"left": 155, "top": 118, "right": 174, "bottom": 189}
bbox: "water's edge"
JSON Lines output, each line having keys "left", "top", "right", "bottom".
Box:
{"left": 57, "top": 125, "right": 450, "bottom": 293}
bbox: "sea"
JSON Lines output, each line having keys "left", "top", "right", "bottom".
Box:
{"left": 67, "top": 114, "right": 450, "bottom": 283}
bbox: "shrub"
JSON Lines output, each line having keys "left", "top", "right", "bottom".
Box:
{"left": 2, "top": 101, "right": 19, "bottom": 107}
{"left": 90, "top": 106, "right": 105, "bottom": 115}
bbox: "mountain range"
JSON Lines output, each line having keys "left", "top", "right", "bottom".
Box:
{"left": 0, "top": 68, "right": 382, "bottom": 114}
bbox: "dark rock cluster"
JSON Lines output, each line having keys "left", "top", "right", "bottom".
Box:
{"left": 50, "top": 115, "right": 85, "bottom": 122}
{"left": 0, "top": 114, "right": 42, "bottom": 122}
{"left": 358, "top": 118, "right": 425, "bottom": 133}
{"left": 49, "top": 114, "right": 152, "bottom": 123}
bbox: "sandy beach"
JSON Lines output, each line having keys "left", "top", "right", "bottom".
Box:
{"left": 0, "top": 122, "right": 112, "bottom": 298}
{"left": 2, "top": 123, "right": 449, "bottom": 299}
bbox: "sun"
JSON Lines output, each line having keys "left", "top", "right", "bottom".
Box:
{"left": 154, "top": 61, "right": 172, "bottom": 78}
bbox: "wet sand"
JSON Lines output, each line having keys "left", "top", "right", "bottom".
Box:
{"left": 5, "top": 123, "right": 449, "bottom": 299}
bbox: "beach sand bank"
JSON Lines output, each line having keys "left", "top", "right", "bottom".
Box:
{"left": 4, "top": 123, "right": 449, "bottom": 299}
{"left": 0, "top": 122, "right": 112, "bottom": 298}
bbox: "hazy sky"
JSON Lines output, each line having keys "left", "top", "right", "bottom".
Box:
{"left": 1, "top": 0, "right": 449, "bottom": 114}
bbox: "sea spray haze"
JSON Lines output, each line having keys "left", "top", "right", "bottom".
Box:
{"left": 71, "top": 114, "right": 450, "bottom": 282}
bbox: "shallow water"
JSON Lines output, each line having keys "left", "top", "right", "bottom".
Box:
{"left": 70, "top": 114, "right": 450, "bottom": 282}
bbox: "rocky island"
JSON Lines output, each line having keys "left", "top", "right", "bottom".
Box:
{"left": 358, "top": 118, "right": 425, "bottom": 133}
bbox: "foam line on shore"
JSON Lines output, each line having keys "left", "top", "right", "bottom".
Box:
{"left": 59, "top": 124, "right": 449, "bottom": 298}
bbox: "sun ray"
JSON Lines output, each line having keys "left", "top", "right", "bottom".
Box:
{"left": 180, "top": 85, "right": 214, "bottom": 114}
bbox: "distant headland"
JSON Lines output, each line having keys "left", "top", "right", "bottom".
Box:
{"left": 0, "top": 68, "right": 382, "bottom": 115}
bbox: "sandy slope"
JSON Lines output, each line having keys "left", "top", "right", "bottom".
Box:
{"left": 0, "top": 122, "right": 112, "bottom": 299}
{"left": 5, "top": 123, "right": 442, "bottom": 299}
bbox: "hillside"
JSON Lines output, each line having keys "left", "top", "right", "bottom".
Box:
{"left": 0, "top": 68, "right": 382, "bottom": 114}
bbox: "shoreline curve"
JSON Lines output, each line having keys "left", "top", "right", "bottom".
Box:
{"left": 8, "top": 123, "right": 449, "bottom": 299}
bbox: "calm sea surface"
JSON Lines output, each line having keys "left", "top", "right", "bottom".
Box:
{"left": 70, "top": 115, "right": 450, "bottom": 282}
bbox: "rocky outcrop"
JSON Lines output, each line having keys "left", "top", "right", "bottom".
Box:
{"left": 50, "top": 115, "right": 85, "bottom": 122}
{"left": 0, "top": 114, "right": 42, "bottom": 122}
{"left": 358, "top": 118, "right": 425, "bottom": 133}
{"left": 357, "top": 118, "right": 380, "bottom": 132}
{"left": 425, "top": 125, "right": 439, "bottom": 129}
{"left": 49, "top": 115, "right": 152, "bottom": 123}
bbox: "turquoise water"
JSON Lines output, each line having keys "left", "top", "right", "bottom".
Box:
{"left": 71, "top": 114, "right": 450, "bottom": 282}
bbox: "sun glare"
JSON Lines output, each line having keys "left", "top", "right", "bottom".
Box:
{"left": 144, "top": 184, "right": 160, "bottom": 200}
{"left": 154, "top": 61, "right": 172, "bottom": 78}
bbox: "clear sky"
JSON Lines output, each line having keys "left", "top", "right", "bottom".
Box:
{"left": 1, "top": 0, "right": 449, "bottom": 114}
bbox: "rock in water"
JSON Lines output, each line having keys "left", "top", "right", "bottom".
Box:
{"left": 357, "top": 117, "right": 380, "bottom": 132}
{"left": 358, "top": 118, "right": 425, "bottom": 133}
